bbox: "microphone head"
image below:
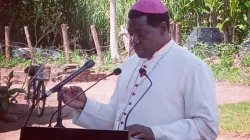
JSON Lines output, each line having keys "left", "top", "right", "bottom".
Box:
{"left": 113, "top": 68, "right": 122, "bottom": 75}
{"left": 139, "top": 68, "right": 147, "bottom": 75}
{"left": 84, "top": 59, "right": 95, "bottom": 69}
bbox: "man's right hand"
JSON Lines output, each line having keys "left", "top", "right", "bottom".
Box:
{"left": 62, "top": 86, "right": 87, "bottom": 109}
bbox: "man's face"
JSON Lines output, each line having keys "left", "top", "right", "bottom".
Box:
{"left": 127, "top": 16, "right": 161, "bottom": 58}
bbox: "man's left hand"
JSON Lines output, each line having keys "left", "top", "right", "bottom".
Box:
{"left": 125, "top": 124, "right": 155, "bottom": 140}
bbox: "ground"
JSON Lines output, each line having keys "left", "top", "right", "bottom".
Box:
{"left": 1, "top": 76, "right": 250, "bottom": 140}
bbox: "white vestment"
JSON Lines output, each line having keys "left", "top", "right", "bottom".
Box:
{"left": 72, "top": 39, "right": 219, "bottom": 140}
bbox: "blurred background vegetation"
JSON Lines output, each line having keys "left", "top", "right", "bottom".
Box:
{"left": 0, "top": 0, "right": 249, "bottom": 48}
{"left": 0, "top": 0, "right": 250, "bottom": 84}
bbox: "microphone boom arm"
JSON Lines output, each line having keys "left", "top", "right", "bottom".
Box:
{"left": 124, "top": 68, "right": 152, "bottom": 129}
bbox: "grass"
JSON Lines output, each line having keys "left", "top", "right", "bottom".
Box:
{"left": 0, "top": 55, "right": 32, "bottom": 68}
{"left": 219, "top": 101, "right": 250, "bottom": 133}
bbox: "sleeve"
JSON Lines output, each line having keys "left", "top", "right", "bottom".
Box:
{"left": 150, "top": 63, "right": 219, "bottom": 140}
{"left": 72, "top": 76, "right": 121, "bottom": 130}
{"left": 71, "top": 58, "right": 133, "bottom": 130}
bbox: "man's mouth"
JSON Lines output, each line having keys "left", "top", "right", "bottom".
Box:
{"left": 133, "top": 48, "right": 143, "bottom": 51}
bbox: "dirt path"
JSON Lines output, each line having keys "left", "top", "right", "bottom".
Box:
{"left": 1, "top": 77, "right": 250, "bottom": 140}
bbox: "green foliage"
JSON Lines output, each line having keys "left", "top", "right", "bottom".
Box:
{"left": 0, "top": 71, "right": 26, "bottom": 111}
{"left": 190, "top": 42, "right": 210, "bottom": 59}
{"left": 1, "top": 0, "right": 249, "bottom": 51}
{"left": 0, "top": 55, "right": 32, "bottom": 68}
{"left": 88, "top": 49, "right": 121, "bottom": 72}
{"left": 71, "top": 49, "right": 85, "bottom": 65}
{"left": 189, "top": 42, "right": 250, "bottom": 84}
{"left": 211, "top": 64, "right": 243, "bottom": 83}
{"left": 242, "top": 51, "right": 250, "bottom": 67}
{"left": 220, "top": 55, "right": 233, "bottom": 67}
{"left": 214, "top": 43, "right": 241, "bottom": 57}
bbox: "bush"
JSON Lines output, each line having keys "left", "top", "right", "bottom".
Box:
{"left": 242, "top": 51, "right": 250, "bottom": 67}
{"left": 220, "top": 55, "right": 233, "bottom": 68}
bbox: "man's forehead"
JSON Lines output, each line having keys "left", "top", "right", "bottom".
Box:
{"left": 127, "top": 22, "right": 151, "bottom": 34}
{"left": 127, "top": 16, "right": 148, "bottom": 28}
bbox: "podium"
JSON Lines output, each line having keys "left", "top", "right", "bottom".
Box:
{"left": 20, "top": 126, "right": 130, "bottom": 140}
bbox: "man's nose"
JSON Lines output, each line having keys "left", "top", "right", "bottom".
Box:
{"left": 130, "top": 35, "right": 139, "bottom": 46}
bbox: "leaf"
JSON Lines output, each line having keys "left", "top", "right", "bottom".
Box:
{"left": 242, "top": 14, "right": 248, "bottom": 21}
{"left": 236, "top": 25, "right": 246, "bottom": 31}
{"left": 0, "top": 86, "right": 8, "bottom": 94}
{"left": 216, "top": 23, "right": 223, "bottom": 30}
{"left": 8, "top": 71, "right": 14, "bottom": 80}
{"left": 245, "top": 1, "right": 250, "bottom": 7}
{"left": 8, "top": 88, "right": 26, "bottom": 96}
{"left": 7, "top": 82, "right": 12, "bottom": 88}
{"left": 2, "top": 102, "right": 8, "bottom": 111}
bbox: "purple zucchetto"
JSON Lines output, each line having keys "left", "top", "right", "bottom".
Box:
{"left": 131, "top": 0, "right": 168, "bottom": 14}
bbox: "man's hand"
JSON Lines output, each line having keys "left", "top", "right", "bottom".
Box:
{"left": 126, "top": 124, "right": 155, "bottom": 140}
{"left": 62, "top": 86, "right": 87, "bottom": 109}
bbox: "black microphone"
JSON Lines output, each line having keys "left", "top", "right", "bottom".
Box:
{"left": 139, "top": 68, "right": 147, "bottom": 76}
{"left": 23, "top": 59, "right": 95, "bottom": 127}
{"left": 48, "top": 68, "right": 122, "bottom": 127}
{"left": 41, "top": 59, "right": 95, "bottom": 99}
{"left": 124, "top": 68, "right": 152, "bottom": 129}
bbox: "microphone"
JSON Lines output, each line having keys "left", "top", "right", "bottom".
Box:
{"left": 124, "top": 68, "right": 152, "bottom": 129}
{"left": 48, "top": 68, "right": 122, "bottom": 127}
{"left": 139, "top": 68, "right": 147, "bottom": 76}
{"left": 23, "top": 59, "right": 95, "bottom": 127}
{"left": 41, "top": 59, "right": 95, "bottom": 99}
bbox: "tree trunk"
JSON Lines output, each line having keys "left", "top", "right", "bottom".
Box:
{"left": 110, "top": 0, "right": 120, "bottom": 62}
{"left": 90, "top": 25, "right": 104, "bottom": 65}
{"left": 24, "top": 26, "right": 35, "bottom": 64}
{"left": 170, "top": 22, "right": 176, "bottom": 41}
{"left": 61, "top": 24, "right": 71, "bottom": 64}
{"left": 176, "top": 23, "right": 182, "bottom": 45}
{"left": 223, "top": 26, "right": 229, "bottom": 43}
{"left": 197, "top": 14, "right": 201, "bottom": 26}
{"left": 222, "top": 0, "right": 229, "bottom": 42}
{"left": 5, "top": 26, "right": 10, "bottom": 63}
{"left": 209, "top": 10, "right": 217, "bottom": 27}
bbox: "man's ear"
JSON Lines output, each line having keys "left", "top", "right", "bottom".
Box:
{"left": 159, "top": 21, "right": 168, "bottom": 35}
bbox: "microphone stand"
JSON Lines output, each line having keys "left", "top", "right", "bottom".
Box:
{"left": 54, "top": 89, "right": 65, "bottom": 128}
{"left": 48, "top": 69, "right": 121, "bottom": 127}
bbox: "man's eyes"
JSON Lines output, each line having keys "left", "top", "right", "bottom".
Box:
{"left": 139, "top": 34, "right": 146, "bottom": 37}
{"left": 130, "top": 33, "right": 147, "bottom": 36}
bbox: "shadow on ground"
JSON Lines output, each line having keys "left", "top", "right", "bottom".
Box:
{"left": 0, "top": 103, "right": 73, "bottom": 133}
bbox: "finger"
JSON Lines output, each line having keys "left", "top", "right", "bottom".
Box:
{"left": 62, "top": 87, "right": 70, "bottom": 94}
{"left": 70, "top": 86, "right": 83, "bottom": 93}
{"left": 69, "top": 86, "right": 82, "bottom": 97}
{"left": 62, "top": 87, "right": 72, "bottom": 97}
{"left": 70, "top": 86, "right": 86, "bottom": 101}
{"left": 126, "top": 125, "right": 143, "bottom": 136}
{"left": 62, "top": 94, "right": 71, "bottom": 104}
{"left": 63, "top": 86, "right": 75, "bottom": 99}
{"left": 63, "top": 94, "right": 79, "bottom": 107}
{"left": 126, "top": 124, "right": 143, "bottom": 132}
{"left": 134, "top": 133, "right": 147, "bottom": 139}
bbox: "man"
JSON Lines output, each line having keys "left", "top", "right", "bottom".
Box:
{"left": 62, "top": 0, "right": 219, "bottom": 139}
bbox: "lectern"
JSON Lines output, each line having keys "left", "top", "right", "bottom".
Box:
{"left": 20, "top": 126, "right": 130, "bottom": 140}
